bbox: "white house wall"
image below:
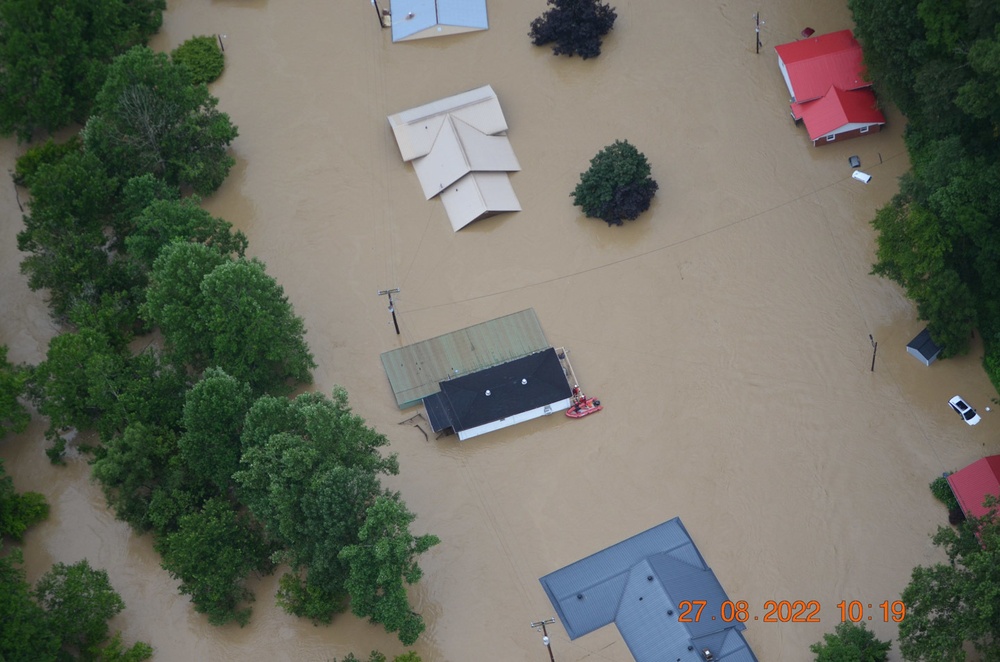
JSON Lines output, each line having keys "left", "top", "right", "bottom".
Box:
{"left": 456, "top": 398, "right": 572, "bottom": 440}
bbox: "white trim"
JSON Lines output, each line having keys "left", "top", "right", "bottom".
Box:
{"left": 456, "top": 398, "right": 572, "bottom": 440}
{"left": 859, "top": 125, "right": 869, "bottom": 134}
{"left": 825, "top": 134, "right": 836, "bottom": 142}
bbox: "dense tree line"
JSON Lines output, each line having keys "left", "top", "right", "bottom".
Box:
{"left": 849, "top": 0, "right": 1000, "bottom": 387}
{"left": 9, "top": 41, "right": 438, "bottom": 645}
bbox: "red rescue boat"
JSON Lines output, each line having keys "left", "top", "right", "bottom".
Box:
{"left": 566, "top": 395, "right": 603, "bottom": 418}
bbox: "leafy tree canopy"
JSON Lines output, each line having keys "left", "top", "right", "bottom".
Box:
{"left": 810, "top": 621, "right": 891, "bottom": 662}
{"left": 0, "top": 459, "right": 49, "bottom": 541}
{"left": 0, "top": 549, "right": 60, "bottom": 661}
{"left": 0, "top": 345, "right": 31, "bottom": 438}
{"left": 33, "top": 559, "right": 125, "bottom": 657}
{"left": 529, "top": 0, "right": 617, "bottom": 59}
{"left": 83, "top": 46, "right": 238, "bottom": 195}
{"left": 571, "top": 139, "right": 658, "bottom": 226}
{"left": 171, "top": 36, "right": 225, "bottom": 85}
{"left": 155, "top": 497, "right": 272, "bottom": 626}
{"left": 0, "top": 0, "right": 165, "bottom": 141}
{"left": 898, "top": 506, "right": 1000, "bottom": 660}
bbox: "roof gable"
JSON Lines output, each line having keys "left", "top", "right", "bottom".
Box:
{"left": 775, "top": 30, "right": 868, "bottom": 102}
{"left": 540, "top": 518, "right": 759, "bottom": 662}
{"left": 391, "top": 0, "right": 489, "bottom": 42}
{"left": 948, "top": 455, "right": 1000, "bottom": 519}
{"left": 797, "top": 86, "right": 885, "bottom": 140}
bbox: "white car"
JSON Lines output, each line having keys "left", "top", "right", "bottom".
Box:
{"left": 949, "top": 396, "right": 981, "bottom": 426}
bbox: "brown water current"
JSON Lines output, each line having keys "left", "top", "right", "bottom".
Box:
{"left": 3, "top": 0, "right": 999, "bottom": 659}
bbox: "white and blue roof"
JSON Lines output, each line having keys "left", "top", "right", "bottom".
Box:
{"left": 391, "top": 0, "right": 489, "bottom": 42}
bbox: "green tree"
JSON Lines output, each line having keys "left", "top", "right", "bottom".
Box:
{"left": 0, "top": 345, "right": 31, "bottom": 438}
{"left": 571, "top": 140, "right": 658, "bottom": 226}
{"left": 171, "top": 36, "right": 225, "bottom": 85}
{"left": 898, "top": 507, "right": 1000, "bottom": 660}
{"left": 198, "top": 259, "right": 315, "bottom": 394}
{"left": 529, "top": 0, "right": 617, "bottom": 60}
{"left": 33, "top": 559, "right": 125, "bottom": 658}
{"left": 83, "top": 46, "right": 238, "bottom": 195}
{"left": 16, "top": 151, "right": 126, "bottom": 320}
{"left": 141, "top": 241, "right": 231, "bottom": 366}
{"left": 12, "top": 136, "right": 82, "bottom": 187}
{"left": 178, "top": 368, "right": 253, "bottom": 492}
{"left": 810, "top": 622, "right": 891, "bottom": 661}
{"left": 156, "top": 497, "right": 272, "bottom": 626}
{"left": 125, "top": 197, "right": 247, "bottom": 275}
{"left": 0, "top": 549, "right": 60, "bottom": 661}
{"left": 340, "top": 497, "right": 441, "bottom": 646}
{"left": 0, "top": 459, "right": 49, "bottom": 541}
{"left": 97, "top": 633, "right": 153, "bottom": 662}
{"left": 0, "top": 0, "right": 165, "bottom": 140}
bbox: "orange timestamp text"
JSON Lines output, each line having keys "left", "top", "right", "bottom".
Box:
{"left": 676, "top": 599, "right": 906, "bottom": 624}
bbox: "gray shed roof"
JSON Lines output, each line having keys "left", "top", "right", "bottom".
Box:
{"left": 539, "top": 518, "right": 759, "bottom": 662}
{"left": 906, "top": 327, "right": 942, "bottom": 366}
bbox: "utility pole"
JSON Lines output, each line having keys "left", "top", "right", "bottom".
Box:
{"left": 754, "top": 12, "right": 763, "bottom": 54}
{"left": 869, "top": 334, "right": 878, "bottom": 372}
{"left": 530, "top": 618, "right": 557, "bottom": 662}
{"left": 377, "top": 288, "right": 400, "bottom": 335}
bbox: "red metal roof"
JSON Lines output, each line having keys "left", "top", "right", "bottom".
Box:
{"left": 796, "top": 86, "right": 885, "bottom": 140}
{"left": 775, "top": 29, "right": 869, "bottom": 102}
{"left": 948, "top": 455, "right": 1000, "bottom": 519}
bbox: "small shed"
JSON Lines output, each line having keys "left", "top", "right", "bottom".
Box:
{"left": 906, "top": 327, "right": 942, "bottom": 366}
{"left": 947, "top": 456, "right": 1000, "bottom": 520}
{"left": 539, "top": 518, "right": 759, "bottom": 662}
{"left": 423, "top": 347, "right": 572, "bottom": 440}
{"left": 390, "top": 0, "right": 489, "bottom": 42}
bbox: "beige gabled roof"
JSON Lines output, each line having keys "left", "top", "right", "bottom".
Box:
{"left": 440, "top": 172, "right": 521, "bottom": 231}
{"left": 388, "top": 85, "right": 521, "bottom": 231}
{"left": 412, "top": 116, "right": 521, "bottom": 199}
{"left": 389, "top": 85, "right": 509, "bottom": 162}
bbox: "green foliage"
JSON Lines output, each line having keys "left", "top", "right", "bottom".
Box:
{"left": 13, "top": 136, "right": 83, "bottom": 187}
{"left": 83, "top": 46, "right": 238, "bottom": 195}
{"left": 0, "top": 459, "right": 50, "bottom": 541}
{"left": 930, "top": 475, "right": 960, "bottom": 512}
{"left": 340, "top": 497, "right": 441, "bottom": 645}
{"left": 898, "top": 508, "right": 1000, "bottom": 660}
{"left": 393, "top": 653, "right": 422, "bottom": 662}
{"left": 16, "top": 150, "right": 130, "bottom": 320}
{"left": 0, "top": 0, "right": 165, "bottom": 141}
{"left": 810, "top": 622, "right": 891, "bottom": 661}
{"left": 97, "top": 632, "right": 154, "bottom": 662}
{"left": 333, "top": 653, "right": 386, "bottom": 662}
{"left": 156, "top": 497, "right": 272, "bottom": 626}
{"left": 571, "top": 140, "right": 658, "bottom": 226}
{"left": 235, "top": 389, "right": 436, "bottom": 638}
{"left": 178, "top": 368, "right": 253, "bottom": 491}
{"left": 984, "top": 333, "right": 1000, "bottom": 395}
{"left": 144, "top": 245, "right": 315, "bottom": 395}
{"left": 0, "top": 549, "right": 60, "bottom": 661}
{"left": 529, "top": 0, "right": 617, "bottom": 59}
{"left": 125, "top": 197, "right": 247, "bottom": 275}
{"left": 171, "top": 36, "right": 225, "bottom": 85}
{"left": 33, "top": 559, "right": 125, "bottom": 657}
{"left": 0, "top": 345, "right": 31, "bottom": 438}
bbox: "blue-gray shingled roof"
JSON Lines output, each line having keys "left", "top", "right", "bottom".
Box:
{"left": 539, "top": 518, "right": 759, "bottom": 662}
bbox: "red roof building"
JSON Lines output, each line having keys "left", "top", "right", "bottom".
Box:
{"left": 948, "top": 455, "right": 1000, "bottom": 520}
{"left": 775, "top": 30, "right": 885, "bottom": 146}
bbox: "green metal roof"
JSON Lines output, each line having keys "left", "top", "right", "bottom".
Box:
{"left": 380, "top": 309, "right": 550, "bottom": 408}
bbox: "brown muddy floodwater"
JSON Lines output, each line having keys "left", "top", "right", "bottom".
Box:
{"left": 2, "top": 0, "right": 998, "bottom": 660}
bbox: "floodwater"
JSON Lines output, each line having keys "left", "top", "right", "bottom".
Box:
{"left": 2, "top": 0, "right": 998, "bottom": 660}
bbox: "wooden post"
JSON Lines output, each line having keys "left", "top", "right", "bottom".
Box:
{"left": 870, "top": 334, "right": 878, "bottom": 372}
{"left": 378, "top": 288, "right": 400, "bottom": 335}
{"left": 530, "top": 619, "right": 557, "bottom": 662}
{"left": 216, "top": 34, "right": 225, "bottom": 52}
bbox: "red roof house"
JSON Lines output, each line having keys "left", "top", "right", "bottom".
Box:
{"left": 947, "top": 455, "right": 1000, "bottom": 520}
{"left": 775, "top": 30, "right": 885, "bottom": 146}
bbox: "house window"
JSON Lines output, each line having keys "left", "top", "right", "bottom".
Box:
{"left": 825, "top": 134, "right": 836, "bottom": 142}
{"left": 860, "top": 126, "right": 869, "bottom": 134}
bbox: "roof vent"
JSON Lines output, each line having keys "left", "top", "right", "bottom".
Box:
{"left": 647, "top": 575, "right": 653, "bottom": 581}
{"left": 667, "top": 609, "right": 673, "bottom": 616}
{"left": 577, "top": 594, "right": 584, "bottom": 600}
{"left": 702, "top": 650, "right": 714, "bottom": 661}
{"left": 521, "top": 378, "right": 527, "bottom": 385}
{"left": 485, "top": 390, "right": 491, "bottom": 396}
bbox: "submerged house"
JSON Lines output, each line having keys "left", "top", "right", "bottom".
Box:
{"left": 775, "top": 30, "right": 885, "bottom": 146}
{"left": 423, "top": 347, "right": 572, "bottom": 440}
{"left": 540, "top": 518, "right": 759, "bottom": 662}
{"left": 948, "top": 456, "right": 1000, "bottom": 520}
{"left": 906, "top": 327, "right": 942, "bottom": 366}
{"left": 388, "top": 85, "right": 521, "bottom": 231}
{"left": 390, "top": 0, "right": 489, "bottom": 42}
